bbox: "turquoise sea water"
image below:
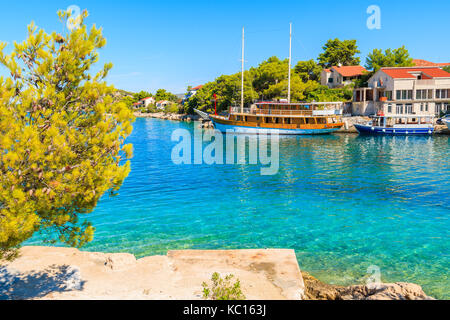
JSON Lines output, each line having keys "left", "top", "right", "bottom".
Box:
{"left": 29, "top": 118, "right": 449, "bottom": 298}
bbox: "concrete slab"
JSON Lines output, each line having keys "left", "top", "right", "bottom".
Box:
{"left": 0, "top": 247, "right": 304, "bottom": 300}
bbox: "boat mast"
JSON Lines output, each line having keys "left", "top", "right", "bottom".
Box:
{"left": 288, "top": 22, "right": 292, "bottom": 103}
{"left": 241, "top": 27, "right": 245, "bottom": 113}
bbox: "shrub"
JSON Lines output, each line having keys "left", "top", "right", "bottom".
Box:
{"left": 163, "top": 103, "right": 180, "bottom": 114}
{"left": 202, "top": 272, "right": 246, "bottom": 300}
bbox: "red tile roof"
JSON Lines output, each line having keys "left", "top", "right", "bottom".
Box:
{"left": 191, "top": 85, "right": 203, "bottom": 91}
{"left": 331, "top": 65, "right": 367, "bottom": 77}
{"left": 141, "top": 97, "right": 154, "bottom": 101}
{"left": 381, "top": 67, "right": 450, "bottom": 79}
{"left": 412, "top": 59, "right": 450, "bottom": 67}
{"left": 323, "top": 68, "right": 331, "bottom": 73}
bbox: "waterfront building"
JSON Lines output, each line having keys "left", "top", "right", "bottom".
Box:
{"left": 182, "top": 85, "right": 203, "bottom": 104}
{"left": 156, "top": 100, "right": 171, "bottom": 110}
{"left": 352, "top": 67, "right": 450, "bottom": 116}
{"left": 321, "top": 65, "right": 367, "bottom": 88}
{"left": 133, "top": 97, "right": 155, "bottom": 109}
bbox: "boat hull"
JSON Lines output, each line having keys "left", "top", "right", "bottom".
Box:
{"left": 444, "top": 119, "right": 450, "bottom": 130}
{"left": 212, "top": 119, "right": 341, "bottom": 135}
{"left": 354, "top": 124, "right": 434, "bottom": 135}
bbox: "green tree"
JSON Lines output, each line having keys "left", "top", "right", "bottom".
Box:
{"left": 365, "top": 46, "right": 414, "bottom": 71}
{"left": 318, "top": 39, "right": 361, "bottom": 68}
{"left": 0, "top": 10, "right": 134, "bottom": 260}
{"left": 186, "top": 70, "right": 258, "bottom": 114}
{"left": 294, "top": 60, "right": 322, "bottom": 82}
{"left": 154, "top": 89, "right": 178, "bottom": 102}
{"left": 252, "top": 56, "right": 289, "bottom": 94}
{"left": 306, "top": 85, "right": 353, "bottom": 102}
{"left": 133, "top": 90, "right": 152, "bottom": 101}
{"left": 443, "top": 66, "right": 450, "bottom": 73}
{"left": 263, "top": 74, "right": 319, "bottom": 102}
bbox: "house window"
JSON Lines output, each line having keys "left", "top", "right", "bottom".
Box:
{"left": 388, "top": 104, "right": 392, "bottom": 113}
{"left": 385, "top": 91, "right": 392, "bottom": 100}
{"left": 328, "top": 78, "right": 333, "bottom": 83}
{"left": 397, "top": 90, "right": 412, "bottom": 100}
{"left": 417, "top": 89, "right": 432, "bottom": 100}
{"left": 405, "top": 104, "right": 413, "bottom": 114}
{"left": 425, "top": 103, "right": 429, "bottom": 112}
{"left": 436, "top": 103, "right": 442, "bottom": 114}
{"left": 396, "top": 104, "right": 403, "bottom": 114}
{"left": 436, "top": 89, "right": 450, "bottom": 99}
{"left": 420, "top": 104, "right": 423, "bottom": 112}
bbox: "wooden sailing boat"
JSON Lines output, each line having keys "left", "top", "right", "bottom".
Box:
{"left": 204, "top": 24, "right": 345, "bottom": 135}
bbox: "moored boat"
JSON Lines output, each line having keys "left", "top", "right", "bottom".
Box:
{"left": 354, "top": 115, "right": 434, "bottom": 135}
{"left": 443, "top": 118, "right": 450, "bottom": 130}
{"left": 210, "top": 102, "right": 344, "bottom": 135}
{"left": 203, "top": 24, "right": 344, "bottom": 135}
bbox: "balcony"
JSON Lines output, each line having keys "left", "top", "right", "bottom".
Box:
{"left": 415, "top": 79, "right": 435, "bottom": 87}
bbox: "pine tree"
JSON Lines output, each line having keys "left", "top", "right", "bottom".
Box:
{"left": 0, "top": 9, "right": 134, "bottom": 260}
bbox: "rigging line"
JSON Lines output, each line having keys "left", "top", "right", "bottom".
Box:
{"left": 245, "top": 27, "right": 285, "bottom": 34}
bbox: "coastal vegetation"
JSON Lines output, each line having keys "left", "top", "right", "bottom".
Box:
{"left": 184, "top": 55, "right": 354, "bottom": 114}
{"left": 183, "top": 41, "right": 415, "bottom": 114}
{"left": 317, "top": 38, "right": 361, "bottom": 68}
{"left": 126, "top": 38, "right": 417, "bottom": 116}
{"left": 202, "top": 272, "right": 246, "bottom": 300}
{"left": 0, "top": 10, "right": 134, "bottom": 260}
{"left": 355, "top": 46, "right": 415, "bottom": 87}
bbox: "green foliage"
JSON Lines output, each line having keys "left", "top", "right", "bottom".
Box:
{"left": 186, "top": 71, "right": 258, "bottom": 114}
{"left": 252, "top": 56, "right": 289, "bottom": 93}
{"left": 140, "top": 105, "right": 157, "bottom": 113}
{"left": 294, "top": 59, "right": 322, "bottom": 82}
{"left": 318, "top": 39, "right": 361, "bottom": 68}
{"left": 306, "top": 85, "right": 353, "bottom": 102}
{"left": 0, "top": 9, "right": 134, "bottom": 260}
{"left": 263, "top": 74, "right": 319, "bottom": 102}
{"left": 121, "top": 95, "right": 136, "bottom": 108}
{"left": 365, "top": 46, "right": 414, "bottom": 71}
{"left": 443, "top": 66, "right": 450, "bottom": 73}
{"left": 163, "top": 103, "right": 180, "bottom": 114}
{"left": 185, "top": 54, "right": 355, "bottom": 113}
{"left": 133, "top": 91, "right": 152, "bottom": 101}
{"left": 154, "top": 89, "right": 178, "bottom": 102}
{"left": 202, "top": 272, "right": 246, "bottom": 300}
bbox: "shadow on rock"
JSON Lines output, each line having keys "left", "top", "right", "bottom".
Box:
{"left": 0, "top": 264, "right": 85, "bottom": 300}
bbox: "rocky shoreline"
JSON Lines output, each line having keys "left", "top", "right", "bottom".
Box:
{"left": 0, "top": 246, "right": 434, "bottom": 300}
{"left": 133, "top": 112, "right": 450, "bottom": 134}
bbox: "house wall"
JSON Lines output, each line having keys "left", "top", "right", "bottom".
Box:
{"left": 354, "top": 70, "right": 450, "bottom": 116}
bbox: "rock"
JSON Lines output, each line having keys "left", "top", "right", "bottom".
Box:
{"left": 345, "top": 282, "right": 434, "bottom": 300}
{"left": 104, "top": 253, "right": 136, "bottom": 271}
{"left": 301, "top": 272, "right": 434, "bottom": 300}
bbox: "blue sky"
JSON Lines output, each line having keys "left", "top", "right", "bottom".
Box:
{"left": 0, "top": 0, "right": 449, "bottom": 94}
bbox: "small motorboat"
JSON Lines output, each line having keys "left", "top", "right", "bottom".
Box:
{"left": 354, "top": 115, "right": 434, "bottom": 135}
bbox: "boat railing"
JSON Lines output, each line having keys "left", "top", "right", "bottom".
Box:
{"left": 230, "top": 107, "right": 314, "bottom": 116}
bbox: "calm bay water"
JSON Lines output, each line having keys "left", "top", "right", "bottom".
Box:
{"left": 29, "top": 118, "right": 450, "bottom": 298}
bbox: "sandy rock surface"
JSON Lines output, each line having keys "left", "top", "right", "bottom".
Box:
{"left": 0, "top": 247, "right": 304, "bottom": 300}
